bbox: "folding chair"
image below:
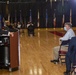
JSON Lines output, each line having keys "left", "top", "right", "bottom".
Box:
{"left": 59, "top": 40, "right": 70, "bottom": 64}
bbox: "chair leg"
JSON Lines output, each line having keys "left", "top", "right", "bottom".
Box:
{"left": 71, "top": 68, "right": 74, "bottom": 75}
{"left": 70, "top": 66, "right": 76, "bottom": 75}
{"left": 59, "top": 55, "right": 66, "bottom": 64}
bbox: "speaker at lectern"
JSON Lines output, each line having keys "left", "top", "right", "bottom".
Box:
{"left": 0, "top": 30, "right": 20, "bottom": 72}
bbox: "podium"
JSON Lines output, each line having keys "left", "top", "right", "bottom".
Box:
{"left": 0, "top": 31, "right": 19, "bottom": 71}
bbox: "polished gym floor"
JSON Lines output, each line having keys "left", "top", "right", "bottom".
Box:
{"left": 0, "top": 28, "right": 76, "bottom": 75}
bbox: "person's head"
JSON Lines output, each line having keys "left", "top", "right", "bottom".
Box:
{"left": 64, "top": 22, "right": 72, "bottom": 31}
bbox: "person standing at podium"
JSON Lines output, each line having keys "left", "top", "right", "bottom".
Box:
{"left": 0, "top": 26, "right": 14, "bottom": 66}
{"left": 0, "top": 29, "right": 14, "bottom": 36}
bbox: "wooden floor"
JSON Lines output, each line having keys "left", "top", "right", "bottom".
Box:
{"left": 0, "top": 28, "right": 76, "bottom": 75}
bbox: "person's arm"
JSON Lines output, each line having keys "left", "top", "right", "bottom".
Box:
{"left": 60, "top": 31, "right": 70, "bottom": 41}
{"left": 8, "top": 32, "right": 14, "bottom": 37}
{"left": 27, "top": 24, "right": 30, "bottom": 28}
{"left": 67, "top": 37, "right": 74, "bottom": 55}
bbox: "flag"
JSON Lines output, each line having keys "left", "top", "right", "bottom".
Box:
{"left": 8, "top": 13, "right": 10, "bottom": 22}
{"left": 2, "top": 17, "right": 5, "bottom": 27}
{"left": 53, "top": 13, "right": 56, "bottom": 28}
{"left": 70, "top": 9, "right": 72, "bottom": 23}
{"left": 46, "top": 0, "right": 47, "bottom": 2}
{"left": 20, "top": 10, "right": 22, "bottom": 23}
{"left": 50, "top": 0, "right": 52, "bottom": 8}
{"left": 62, "top": 14, "right": 65, "bottom": 27}
{"left": 0, "top": 15, "right": 2, "bottom": 29}
{"left": 24, "top": 18, "right": 26, "bottom": 28}
{"left": 46, "top": 9, "right": 48, "bottom": 28}
{"left": 29, "top": 9, "right": 32, "bottom": 22}
{"left": 3, "top": 17, "right": 5, "bottom": 23}
{"left": 62, "top": 0, "right": 64, "bottom": 6}
{"left": 37, "top": 9, "right": 40, "bottom": 28}
{"left": 10, "top": 17, "right": 13, "bottom": 24}
{"left": 15, "top": 10, "right": 17, "bottom": 22}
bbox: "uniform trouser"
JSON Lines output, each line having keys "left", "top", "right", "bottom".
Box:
{"left": 66, "top": 53, "right": 76, "bottom": 71}
{"left": 65, "top": 53, "right": 72, "bottom": 71}
{"left": 53, "top": 46, "right": 68, "bottom": 60}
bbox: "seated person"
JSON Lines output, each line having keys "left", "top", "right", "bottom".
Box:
{"left": 17, "top": 22, "right": 22, "bottom": 30}
{"left": 27, "top": 22, "right": 35, "bottom": 36}
{"left": 27, "top": 22, "right": 31, "bottom": 28}
{"left": 51, "top": 22, "right": 75, "bottom": 63}
{"left": 64, "top": 37, "right": 76, "bottom": 75}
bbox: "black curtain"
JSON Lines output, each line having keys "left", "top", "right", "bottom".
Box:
{"left": 0, "top": 0, "right": 76, "bottom": 28}
{"left": 70, "top": 0, "right": 76, "bottom": 27}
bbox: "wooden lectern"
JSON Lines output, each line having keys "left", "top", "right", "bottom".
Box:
{"left": 9, "top": 31, "right": 19, "bottom": 71}
{"left": 0, "top": 31, "right": 19, "bottom": 71}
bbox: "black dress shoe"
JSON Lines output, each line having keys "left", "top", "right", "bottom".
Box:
{"left": 51, "top": 60, "right": 59, "bottom": 63}
{"left": 64, "top": 71, "right": 70, "bottom": 75}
